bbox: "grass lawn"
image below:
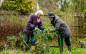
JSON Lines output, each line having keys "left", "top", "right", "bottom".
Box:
{"left": 0, "top": 48, "right": 86, "bottom": 54}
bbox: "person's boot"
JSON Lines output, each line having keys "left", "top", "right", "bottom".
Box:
{"left": 68, "top": 46, "right": 71, "bottom": 52}
{"left": 31, "top": 46, "right": 36, "bottom": 53}
{"left": 59, "top": 46, "right": 63, "bottom": 54}
{"left": 31, "top": 46, "right": 36, "bottom": 50}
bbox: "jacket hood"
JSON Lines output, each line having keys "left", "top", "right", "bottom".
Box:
{"left": 55, "top": 15, "right": 60, "bottom": 21}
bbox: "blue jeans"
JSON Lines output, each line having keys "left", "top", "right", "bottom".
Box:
{"left": 25, "top": 33, "right": 35, "bottom": 46}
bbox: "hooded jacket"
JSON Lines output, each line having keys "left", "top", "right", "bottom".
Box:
{"left": 50, "top": 15, "right": 71, "bottom": 37}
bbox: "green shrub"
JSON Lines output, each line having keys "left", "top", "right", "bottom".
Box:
{"left": 1, "top": 0, "right": 34, "bottom": 14}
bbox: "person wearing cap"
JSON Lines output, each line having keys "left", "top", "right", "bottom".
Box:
{"left": 23, "top": 10, "right": 45, "bottom": 51}
{"left": 47, "top": 12, "right": 71, "bottom": 54}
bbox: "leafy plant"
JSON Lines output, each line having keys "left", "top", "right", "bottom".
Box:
{"left": 1, "top": 0, "right": 34, "bottom": 14}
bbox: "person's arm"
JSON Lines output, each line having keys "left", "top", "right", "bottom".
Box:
{"left": 50, "top": 20, "right": 60, "bottom": 32}
{"left": 38, "top": 19, "right": 45, "bottom": 30}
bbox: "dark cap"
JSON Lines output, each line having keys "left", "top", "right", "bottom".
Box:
{"left": 47, "top": 12, "right": 55, "bottom": 18}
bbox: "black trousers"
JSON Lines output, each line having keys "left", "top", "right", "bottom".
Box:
{"left": 58, "top": 35, "right": 71, "bottom": 46}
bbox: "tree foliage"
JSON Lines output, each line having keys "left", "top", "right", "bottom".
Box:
{"left": 60, "top": 0, "right": 70, "bottom": 12}
{"left": 60, "top": 0, "right": 86, "bottom": 13}
{"left": 72, "top": 0, "right": 86, "bottom": 12}
{"left": 1, "top": 0, "right": 34, "bottom": 14}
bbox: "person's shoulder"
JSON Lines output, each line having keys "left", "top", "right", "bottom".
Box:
{"left": 28, "top": 13, "right": 35, "bottom": 18}
{"left": 30, "top": 13, "right": 35, "bottom": 16}
{"left": 55, "top": 15, "right": 60, "bottom": 21}
{"left": 55, "top": 15, "right": 60, "bottom": 18}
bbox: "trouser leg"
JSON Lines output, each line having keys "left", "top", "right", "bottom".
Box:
{"left": 31, "top": 35, "right": 35, "bottom": 46}
{"left": 65, "top": 36, "right": 71, "bottom": 52}
{"left": 31, "top": 34, "right": 35, "bottom": 50}
{"left": 58, "top": 35, "right": 63, "bottom": 54}
{"left": 25, "top": 33, "right": 29, "bottom": 45}
{"left": 24, "top": 33, "right": 29, "bottom": 51}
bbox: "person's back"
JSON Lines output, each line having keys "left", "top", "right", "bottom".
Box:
{"left": 54, "top": 15, "right": 71, "bottom": 37}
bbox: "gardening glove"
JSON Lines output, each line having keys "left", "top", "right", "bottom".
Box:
{"left": 41, "top": 29, "right": 47, "bottom": 34}
{"left": 33, "top": 23, "right": 37, "bottom": 29}
{"left": 34, "top": 27, "right": 38, "bottom": 30}
{"left": 42, "top": 28, "right": 45, "bottom": 31}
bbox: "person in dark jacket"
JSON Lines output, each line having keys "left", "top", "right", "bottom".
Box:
{"left": 23, "top": 10, "right": 45, "bottom": 50}
{"left": 47, "top": 12, "right": 71, "bottom": 54}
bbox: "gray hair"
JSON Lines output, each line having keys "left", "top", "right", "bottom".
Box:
{"left": 35, "top": 10, "right": 44, "bottom": 16}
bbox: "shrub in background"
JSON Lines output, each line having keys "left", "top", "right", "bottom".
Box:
{"left": 1, "top": 0, "right": 34, "bottom": 14}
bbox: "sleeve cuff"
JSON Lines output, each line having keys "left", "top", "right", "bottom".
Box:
{"left": 42, "top": 28, "right": 45, "bottom": 30}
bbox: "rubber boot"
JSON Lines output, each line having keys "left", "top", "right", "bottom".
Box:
{"left": 31, "top": 46, "right": 36, "bottom": 53}
{"left": 68, "top": 46, "right": 71, "bottom": 52}
{"left": 31, "top": 46, "right": 36, "bottom": 50}
{"left": 59, "top": 45, "right": 63, "bottom": 54}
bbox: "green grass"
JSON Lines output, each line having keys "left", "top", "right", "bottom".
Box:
{"left": 51, "top": 48, "right": 86, "bottom": 54}
{"left": 0, "top": 49, "right": 32, "bottom": 54}
{"left": 0, "top": 48, "right": 86, "bottom": 54}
